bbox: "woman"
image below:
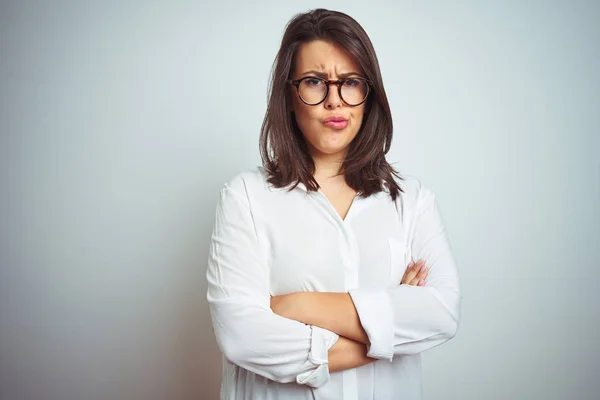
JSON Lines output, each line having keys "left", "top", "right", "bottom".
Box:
{"left": 206, "top": 8, "right": 461, "bottom": 400}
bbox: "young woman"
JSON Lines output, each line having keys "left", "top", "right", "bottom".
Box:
{"left": 206, "top": 8, "right": 461, "bottom": 400}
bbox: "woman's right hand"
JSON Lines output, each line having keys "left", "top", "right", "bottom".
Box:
{"left": 400, "top": 260, "right": 428, "bottom": 286}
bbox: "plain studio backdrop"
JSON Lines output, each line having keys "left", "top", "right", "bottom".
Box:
{"left": 1, "top": 1, "right": 598, "bottom": 399}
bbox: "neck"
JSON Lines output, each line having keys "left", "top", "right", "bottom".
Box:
{"left": 311, "top": 150, "right": 346, "bottom": 183}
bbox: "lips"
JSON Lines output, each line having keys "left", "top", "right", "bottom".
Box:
{"left": 323, "top": 116, "right": 348, "bottom": 123}
{"left": 323, "top": 116, "right": 349, "bottom": 130}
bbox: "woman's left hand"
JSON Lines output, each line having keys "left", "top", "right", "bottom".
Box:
{"left": 401, "top": 260, "right": 428, "bottom": 286}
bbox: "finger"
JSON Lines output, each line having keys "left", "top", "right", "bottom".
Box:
{"left": 417, "top": 279, "right": 426, "bottom": 286}
{"left": 402, "top": 260, "right": 424, "bottom": 284}
{"left": 409, "top": 264, "right": 428, "bottom": 286}
{"left": 401, "top": 261, "right": 419, "bottom": 284}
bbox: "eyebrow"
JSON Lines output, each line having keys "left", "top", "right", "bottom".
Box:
{"left": 300, "top": 70, "right": 362, "bottom": 79}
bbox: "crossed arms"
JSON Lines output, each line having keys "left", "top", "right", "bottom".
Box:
{"left": 269, "top": 259, "right": 430, "bottom": 372}
{"left": 206, "top": 181, "right": 461, "bottom": 388}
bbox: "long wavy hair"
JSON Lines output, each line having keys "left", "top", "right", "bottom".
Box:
{"left": 259, "top": 8, "right": 403, "bottom": 201}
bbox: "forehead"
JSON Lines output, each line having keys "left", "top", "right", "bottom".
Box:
{"left": 293, "top": 40, "right": 360, "bottom": 75}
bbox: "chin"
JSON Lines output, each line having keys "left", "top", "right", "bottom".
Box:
{"left": 315, "top": 144, "right": 349, "bottom": 156}
{"left": 304, "top": 131, "right": 355, "bottom": 156}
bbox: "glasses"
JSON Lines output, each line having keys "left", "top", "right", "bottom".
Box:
{"left": 289, "top": 76, "right": 370, "bottom": 106}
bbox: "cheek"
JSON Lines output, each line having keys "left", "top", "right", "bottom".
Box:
{"left": 293, "top": 104, "right": 317, "bottom": 132}
{"left": 353, "top": 108, "right": 366, "bottom": 130}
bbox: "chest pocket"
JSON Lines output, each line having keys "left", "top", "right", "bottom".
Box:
{"left": 388, "top": 237, "right": 411, "bottom": 285}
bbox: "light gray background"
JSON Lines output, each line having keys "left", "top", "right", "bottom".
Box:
{"left": 1, "top": 1, "right": 598, "bottom": 399}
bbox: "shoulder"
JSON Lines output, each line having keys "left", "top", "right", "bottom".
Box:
{"left": 393, "top": 173, "right": 436, "bottom": 209}
{"left": 221, "top": 166, "right": 270, "bottom": 198}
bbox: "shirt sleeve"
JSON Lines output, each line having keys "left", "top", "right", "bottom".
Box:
{"left": 207, "top": 183, "right": 339, "bottom": 387}
{"left": 349, "top": 184, "right": 461, "bottom": 361}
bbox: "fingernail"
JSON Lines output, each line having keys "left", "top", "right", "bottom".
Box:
{"left": 419, "top": 280, "right": 425, "bottom": 285}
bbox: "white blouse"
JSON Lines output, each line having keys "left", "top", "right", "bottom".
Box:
{"left": 206, "top": 167, "right": 461, "bottom": 400}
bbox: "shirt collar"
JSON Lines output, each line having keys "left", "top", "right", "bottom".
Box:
{"left": 262, "top": 167, "right": 390, "bottom": 198}
{"left": 267, "top": 181, "right": 389, "bottom": 201}
{"left": 266, "top": 180, "right": 307, "bottom": 193}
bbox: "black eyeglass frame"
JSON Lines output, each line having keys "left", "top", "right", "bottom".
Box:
{"left": 288, "top": 76, "right": 371, "bottom": 106}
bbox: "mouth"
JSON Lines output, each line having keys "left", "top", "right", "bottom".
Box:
{"left": 323, "top": 116, "right": 349, "bottom": 130}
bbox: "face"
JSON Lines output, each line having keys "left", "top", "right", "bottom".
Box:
{"left": 290, "top": 40, "right": 366, "bottom": 160}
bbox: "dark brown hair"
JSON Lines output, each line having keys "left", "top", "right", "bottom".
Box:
{"left": 259, "top": 8, "right": 403, "bottom": 201}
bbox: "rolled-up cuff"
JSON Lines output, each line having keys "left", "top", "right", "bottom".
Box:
{"left": 349, "top": 288, "right": 394, "bottom": 361}
{"left": 295, "top": 326, "right": 339, "bottom": 388}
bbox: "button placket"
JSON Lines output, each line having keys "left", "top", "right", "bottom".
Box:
{"left": 341, "top": 226, "right": 359, "bottom": 290}
{"left": 341, "top": 224, "right": 360, "bottom": 400}
{"left": 319, "top": 202, "right": 358, "bottom": 400}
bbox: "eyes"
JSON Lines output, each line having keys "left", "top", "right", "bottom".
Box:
{"left": 291, "top": 76, "right": 370, "bottom": 106}
{"left": 343, "top": 78, "right": 361, "bottom": 87}
{"left": 304, "top": 78, "right": 323, "bottom": 87}
{"left": 304, "top": 77, "right": 362, "bottom": 87}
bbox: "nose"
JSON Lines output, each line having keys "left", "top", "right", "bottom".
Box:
{"left": 323, "top": 82, "right": 342, "bottom": 109}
